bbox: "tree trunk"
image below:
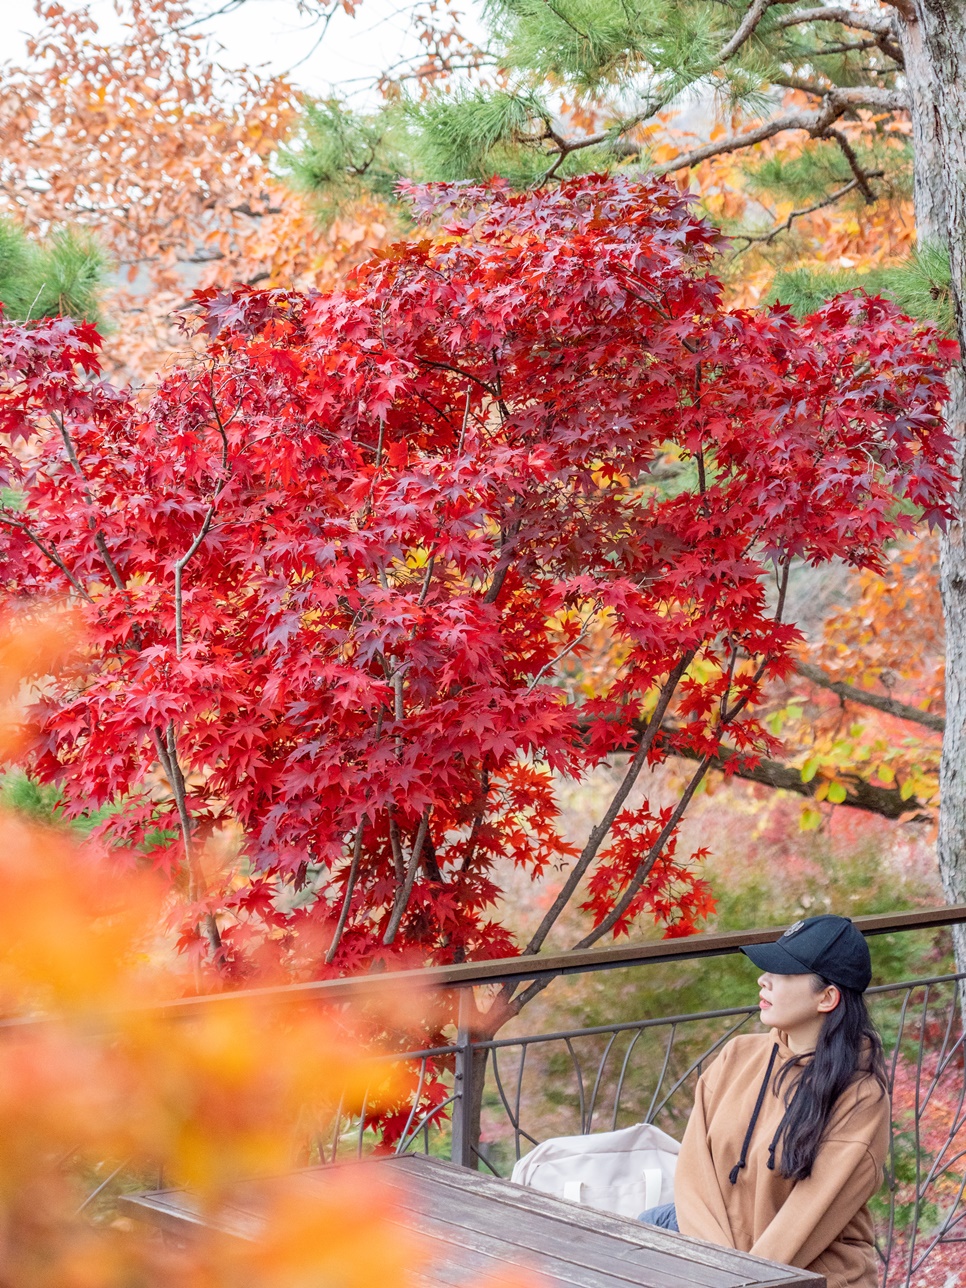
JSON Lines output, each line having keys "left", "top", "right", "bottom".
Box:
{"left": 905, "top": 1, "right": 966, "bottom": 972}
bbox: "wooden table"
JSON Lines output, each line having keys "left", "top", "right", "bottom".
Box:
{"left": 121, "top": 1153, "right": 824, "bottom": 1288}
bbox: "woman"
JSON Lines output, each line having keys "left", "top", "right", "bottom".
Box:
{"left": 642, "top": 914, "right": 890, "bottom": 1288}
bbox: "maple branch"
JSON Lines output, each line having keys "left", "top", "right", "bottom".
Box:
{"left": 673, "top": 737, "right": 929, "bottom": 819}
{"left": 387, "top": 810, "right": 406, "bottom": 884}
{"left": 415, "top": 358, "right": 499, "bottom": 400}
{"left": 151, "top": 722, "right": 223, "bottom": 957}
{"left": 53, "top": 413, "right": 126, "bottom": 594}
{"left": 793, "top": 660, "right": 946, "bottom": 732}
{"left": 518, "top": 652, "right": 695, "bottom": 961}
{"left": 383, "top": 808, "right": 432, "bottom": 946}
{"left": 483, "top": 517, "right": 523, "bottom": 605}
{"left": 457, "top": 388, "right": 472, "bottom": 455}
{"left": 0, "top": 511, "right": 92, "bottom": 602}
{"left": 575, "top": 757, "right": 713, "bottom": 946}
{"left": 460, "top": 766, "right": 491, "bottom": 874}
{"left": 326, "top": 814, "right": 366, "bottom": 965}
{"left": 566, "top": 713, "right": 928, "bottom": 820}
{"left": 174, "top": 511, "right": 214, "bottom": 658}
{"left": 173, "top": 386, "right": 232, "bottom": 658}
{"left": 719, "top": 558, "right": 789, "bottom": 727}
{"left": 526, "top": 601, "right": 603, "bottom": 693}
{"left": 509, "top": 753, "right": 714, "bottom": 1014}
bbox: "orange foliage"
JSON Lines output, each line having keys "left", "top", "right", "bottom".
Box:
{"left": 635, "top": 98, "right": 915, "bottom": 307}
{"left": 814, "top": 536, "right": 943, "bottom": 706}
{"left": 775, "top": 535, "right": 942, "bottom": 825}
{"left": 0, "top": 611, "right": 541, "bottom": 1287}
{"left": 0, "top": 1, "right": 395, "bottom": 381}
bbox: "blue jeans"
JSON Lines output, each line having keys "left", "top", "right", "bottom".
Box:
{"left": 638, "top": 1202, "right": 679, "bottom": 1230}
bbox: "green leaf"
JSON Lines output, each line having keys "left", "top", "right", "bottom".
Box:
{"left": 827, "top": 780, "right": 847, "bottom": 804}
{"left": 800, "top": 807, "right": 823, "bottom": 831}
{"left": 800, "top": 758, "right": 820, "bottom": 783}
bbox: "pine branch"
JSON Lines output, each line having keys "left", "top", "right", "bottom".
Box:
{"left": 718, "top": 0, "right": 784, "bottom": 63}
{"left": 729, "top": 174, "right": 881, "bottom": 253}
{"left": 823, "top": 127, "right": 878, "bottom": 201}
{"left": 653, "top": 87, "right": 906, "bottom": 175}
{"left": 773, "top": 6, "right": 896, "bottom": 35}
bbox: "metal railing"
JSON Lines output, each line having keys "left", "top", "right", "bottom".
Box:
{"left": 22, "top": 903, "right": 966, "bottom": 1287}
{"left": 279, "top": 904, "right": 966, "bottom": 1288}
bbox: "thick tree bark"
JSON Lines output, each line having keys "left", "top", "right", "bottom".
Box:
{"left": 903, "top": 0, "right": 966, "bottom": 971}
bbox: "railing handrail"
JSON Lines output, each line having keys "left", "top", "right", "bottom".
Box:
{"left": 124, "top": 902, "right": 966, "bottom": 1020}
{"left": 4, "top": 903, "right": 963, "bottom": 1033}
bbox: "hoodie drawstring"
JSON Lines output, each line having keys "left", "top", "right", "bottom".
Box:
{"left": 729, "top": 1041, "right": 780, "bottom": 1186}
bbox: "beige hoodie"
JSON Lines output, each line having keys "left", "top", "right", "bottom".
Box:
{"left": 674, "top": 1031, "right": 890, "bottom": 1288}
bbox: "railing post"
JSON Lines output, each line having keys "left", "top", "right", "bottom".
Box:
{"left": 450, "top": 987, "right": 479, "bottom": 1169}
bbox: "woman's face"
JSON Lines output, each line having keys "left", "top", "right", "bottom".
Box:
{"left": 757, "top": 971, "right": 839, "bottom": 1049}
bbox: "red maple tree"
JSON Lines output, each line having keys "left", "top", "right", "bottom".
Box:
{"left": 0, "top": 175, "right": 955, "bottom": 1006}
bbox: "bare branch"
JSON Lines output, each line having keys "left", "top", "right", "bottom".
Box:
{"left": 793, "top": 660, "right": 946, "bottom": 731}
{"left": 823, "top": 127, "right": 878, "bottom": 201}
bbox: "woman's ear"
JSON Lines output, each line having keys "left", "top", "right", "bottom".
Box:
{"left": 816, "top": 983, "right": 841, "bottom": 1014}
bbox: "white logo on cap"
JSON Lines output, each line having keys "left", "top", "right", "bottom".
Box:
{"left": 782, "top": 920, "right": 806, "bottom": 939}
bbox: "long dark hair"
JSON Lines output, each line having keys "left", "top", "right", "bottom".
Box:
{"left": 773, "top": 976, "right": 888, "bottom": 1181}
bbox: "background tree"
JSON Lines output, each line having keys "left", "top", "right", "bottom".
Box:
{"left": 0, "top": 0, "right": 396, "bottom": 379}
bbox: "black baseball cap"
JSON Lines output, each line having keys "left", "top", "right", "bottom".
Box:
{"left": 741, "top": 914, "right": 872, "bottom": 993}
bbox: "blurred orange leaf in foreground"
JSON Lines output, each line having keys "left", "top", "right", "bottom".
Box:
{"left": 0, "top": 608, "right": 542, "bottom": 1287}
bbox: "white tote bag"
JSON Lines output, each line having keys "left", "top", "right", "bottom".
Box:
{"left": 509, "top": 1121, "right": 679, "bottom": 1219}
